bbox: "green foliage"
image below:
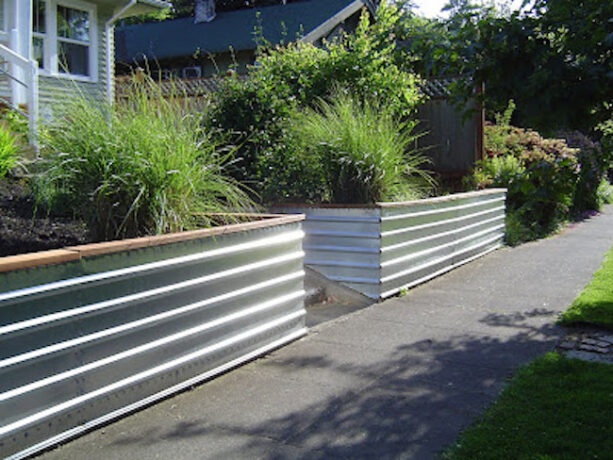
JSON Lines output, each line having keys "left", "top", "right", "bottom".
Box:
{"left": 467, "top": 118, "right": 578, "bottom": 244}
{"left": 557, "top": 130, "right": 612, "bottom": 213}
{"left": 208, "top": 3, "right": 423, "bottom": 201}
{"left": 468, "top": 154, "right": 524, "bottom": 190}
{"left": 598, "top": 118, "right": 613, "bottom": 180}
{"left": 559, "top": 246, "right": 613, "bottom": 329}
{"left": 503, "top": 209, "right": 533, "bottom": 247}
{"left": 117, "top": 5, "right": 173, "bottom": 26}
{"left": 287, "top": 92, "right": 431, "bottom": 204}
{"left": 597, "top": 179, "right": 613, "bottom": 206}
{"left": 393, "top": 0, "right": 613, "bottom": 133}
{"left": 444, "top": 353, "right": 613, "bottom": 459}
{"left": 34, "top": 78, "right": 252, "bottom": 241}
{"left": 0, "top": 109, "right": 29, "bottom": 140}
{"left": 0, "top": 124, "right": 19, "bottom": 178}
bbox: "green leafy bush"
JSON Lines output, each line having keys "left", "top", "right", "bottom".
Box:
{"left": 208, "top": 3, "right": 423, "bottom": 199}
{"left": 597, "top": 179, "right": 613, "bottom": 205}
{"left": 557, "top": 130, "right": 612, "bottom": 213}
{"left": 0, "top": 109, "right": 29, "bottom": 140}
{"left": 35, "top": 78, "right": 252, "bottom": 240}
{"left": 0, "top": 124, "right": 20, "bottom": 178}
{"left": 288, "top": 93, "right": 431, "bottom": 204}
{"left": 469, "top": 154, "right": 525, "bottom": 190}
{"left": 468, "top": 122, "right": 578, "bottom": 244}
{"left": 597, "top": 118, "right": 613, "bottom": 182}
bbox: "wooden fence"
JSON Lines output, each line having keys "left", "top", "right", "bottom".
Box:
{"left": 115, "top": 76, "right": 484, "bottom": 175}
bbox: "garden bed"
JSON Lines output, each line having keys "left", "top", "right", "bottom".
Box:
{"left": 0, "top": 214, "right": 306, "bottom": 459}
{"left": 0, "top": 177, "right": 93, "bottom": 257}
{"left": 273, "top": 189, "right": 506, "bottom": 299}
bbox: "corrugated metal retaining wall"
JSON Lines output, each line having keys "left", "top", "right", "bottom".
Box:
{"left": 274, "top": 189, "right": 506, "bottom": 299}
{"left": 0, "top": 216, "right": 306, "bottom": 459}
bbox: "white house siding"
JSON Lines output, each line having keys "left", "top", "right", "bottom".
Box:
{"left": 38, "top": 5, "right": 114, "bottom": 116}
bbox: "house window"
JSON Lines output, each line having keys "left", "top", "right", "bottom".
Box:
{"left": 32, "top": 0, "right": 47, "bottom": 69}
{"left": 31, "top": 0, "right": 97, "bottom": 80}
{"left": 57, "top": 5, "right": 90, "bottom": 76}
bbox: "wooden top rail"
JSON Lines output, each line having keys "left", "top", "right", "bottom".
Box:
{"left": 0, "top": 214, "right": 304, "bottom": 274}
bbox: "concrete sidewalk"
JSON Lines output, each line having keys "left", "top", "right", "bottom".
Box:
{"left": 40, "top": 207, "right": 613, "bottom": 460}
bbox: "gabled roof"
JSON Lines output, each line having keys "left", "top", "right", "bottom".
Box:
{"left": 115, "top": 0, "right": 367, "bottom": 64}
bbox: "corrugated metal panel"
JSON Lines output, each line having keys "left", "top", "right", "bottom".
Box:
{"left": 273, "top": 189, "right": 506, "bottom": 300}
{"left": 274, "top": 206, "right": 382, "bottom": 299}
{"left": 379, "top": 191, "right": 505, "bottom": 297}
{"left": 0, "top": 221, "right": 306, "bottom": 459}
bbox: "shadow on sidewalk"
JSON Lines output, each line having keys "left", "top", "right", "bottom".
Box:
{"left": 108, "top": 308, "right": 561, "bottom": 459}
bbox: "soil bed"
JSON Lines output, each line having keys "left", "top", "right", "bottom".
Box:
{"left": 0, "top": 177, "right": 92, "bottom": 257}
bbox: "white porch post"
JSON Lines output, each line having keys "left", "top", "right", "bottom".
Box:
{"left": 9, "top": 0, "right": 32, "bottom": 107}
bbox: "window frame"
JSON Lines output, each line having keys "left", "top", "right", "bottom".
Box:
{"left": 32, "top": 0, "right": 48, "bottom": 70}
{"left": 0, "top": 0, "right": 8, "bottom": 40}
{"left": 33, "top": 0, "right": 98, "bottom": 83}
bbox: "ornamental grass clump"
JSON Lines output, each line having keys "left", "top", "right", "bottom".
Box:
{"left": 35, "top": 78, "right": 252, "bottom": 240}
{"left": 208, "top": 2, "right": 424, "bottom": 200}
{"left": 291, "top": 93, "right": 432, "bottom": 204}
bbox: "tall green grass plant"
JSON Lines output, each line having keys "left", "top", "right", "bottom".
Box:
{"left": 290, "top": 93, "right": 432, "bottom": 204}
{"left": 35, "top": 78, "right": 252, "bottom": 240}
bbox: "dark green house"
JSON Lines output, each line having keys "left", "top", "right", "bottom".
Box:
{"left": 115, "top": 0, "right": 374, "bottom": 78}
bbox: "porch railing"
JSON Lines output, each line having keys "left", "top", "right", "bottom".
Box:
{"left": 0, "top": 43, "right": 38, "bottom": 144}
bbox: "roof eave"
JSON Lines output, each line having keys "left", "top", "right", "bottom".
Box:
{"left": 300, "top": 0, "right": 368, "bottom": 44}
{"left": 116, "top": 0, "right": 170, "bottom": 19}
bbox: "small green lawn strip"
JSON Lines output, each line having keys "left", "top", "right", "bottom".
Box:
{"left": 443, "top": 353, "right": 613, "bottom": 460}
{"left": 559, "top": 246, "right": 613, "bottom": 329}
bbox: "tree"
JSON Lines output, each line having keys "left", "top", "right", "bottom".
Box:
{"left": 393, "top": 0, "right": 613, "bottom": 133}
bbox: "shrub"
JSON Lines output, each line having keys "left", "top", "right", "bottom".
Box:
{"left": 468, "top": 154, "right": 525, "bottom": 190}
{"left": 0, "top": 124, "right": 20, "bottom": 178}
{"left": 288, "top": 93, "right": 432, "bottom": 204}
{"left": 207, "top": 3, "right": 423, "bottom": 197}
{"left": 35, "top": 78, "right": 252, "bottom": 240}
{"left": 597, "top": 118, "right": 613, "bottom": 181}
{"left": 597, "top": 179, "right": 613, "bottom": 205}
{"left": 557, "top": 130, "right": 612, "bottom": 213}
{"left": 468, "top": 122, "right": 578, "bottom": 244}
{"left": 0, "top": 109, "right": 29, "bottom": 140}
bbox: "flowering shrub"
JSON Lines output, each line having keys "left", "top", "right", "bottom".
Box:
{"left": 468, "top": 123, "right": 578, "bottom": 244}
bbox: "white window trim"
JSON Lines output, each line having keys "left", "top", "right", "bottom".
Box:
{"left": 0, "top": 0, "right": 8, "bottom": 41}
{"left": 34, "top": 0, "right": 98, "bottom": 83}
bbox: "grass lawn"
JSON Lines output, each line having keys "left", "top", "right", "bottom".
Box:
{"left": 443, "top": 353, "right": 613, "bottom": 459}
{"left": 559, "top": 246, "right": 613, "bottom": 329}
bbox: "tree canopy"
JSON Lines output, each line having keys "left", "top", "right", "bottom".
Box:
{"left": 392, "top": 0, "right": 613, "bottom": 133}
